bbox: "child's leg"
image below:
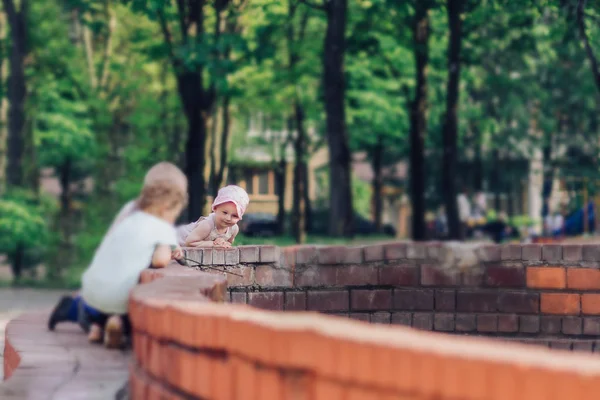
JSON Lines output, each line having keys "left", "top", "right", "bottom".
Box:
{"left": 48, "top": 294, "right": 82, "bottom": 331}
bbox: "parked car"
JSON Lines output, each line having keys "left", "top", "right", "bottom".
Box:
{"left": 308, "top": 209, "right": 396, "bottom": 237}
{"left": 239, "top": 213, "right": 279, "bottom": 237}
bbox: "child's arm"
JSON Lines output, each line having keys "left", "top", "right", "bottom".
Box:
{"left": 151, "top": 244, "right": 172, "bottom": 268}
{"left": 227, "top": 225, "right": 240, "bottom": 244}
{"left": 184, "top": 220, "right": 214, "bottom": 247}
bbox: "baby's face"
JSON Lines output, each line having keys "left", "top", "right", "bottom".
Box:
{"left": 214, "top": 202, "right": 240, "bottom": 228}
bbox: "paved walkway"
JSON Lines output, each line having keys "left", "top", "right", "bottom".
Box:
{"left": 0, "top": 288, "right": 70, "bottom": 380}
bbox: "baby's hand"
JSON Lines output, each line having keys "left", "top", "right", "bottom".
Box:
{"left": 171, "top": 246, "right": 184, "bottom": 260}
{"left": 213, "top": 238, "right": 231, "bottom": 248}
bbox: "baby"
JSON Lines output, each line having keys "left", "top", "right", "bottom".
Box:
{"left": 80, "top": 171, "right": 188, "bottom": 348}
{"left": 177, "top": 185, "right": 249, "bottom": 248}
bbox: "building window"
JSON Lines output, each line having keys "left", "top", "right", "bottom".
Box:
{"left": 244, "top": 170, "right": 254, "bottom": 194}
{"left": 258, "top": 170, "right": 269, "bottom": 195}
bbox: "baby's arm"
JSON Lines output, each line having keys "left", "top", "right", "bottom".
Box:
{"left": 151, "top": 244, "right": 172, "bottom": 268}
{"left": 228, "top": 225, "right": 240, "bottom": 244}
{"left": 185, "top": 220, "right": 214, "bottom": 247}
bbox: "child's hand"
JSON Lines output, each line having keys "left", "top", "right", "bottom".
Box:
{"left": 171, "top": 246, "right": 184, "bottom": 260}
{"left": 213, "top": 238, "right": 231, "bottom": 248}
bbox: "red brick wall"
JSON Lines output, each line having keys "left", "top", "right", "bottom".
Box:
{"left": 129, "top": 262, "right": 600, "bottom": 400}
{"left": 183, "top": 243, "right": 600, "bottom": 351}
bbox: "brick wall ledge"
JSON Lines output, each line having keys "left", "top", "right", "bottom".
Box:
{"left": 129, "top": 264, "right": 600, "bottom": 400}
{"left": 183, "top": 242, "right": 600, "bottom": 270}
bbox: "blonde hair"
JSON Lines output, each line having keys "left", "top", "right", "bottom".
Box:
{"left": 137, "top": 179, "right": 188, "bottom": 212}
{"left": 144, "top": 162, "right": 187, "bottom": 192}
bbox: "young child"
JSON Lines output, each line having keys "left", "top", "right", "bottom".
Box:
{"left": 48, "top": 162, "right": 187, "bottom": 331}
{"left": 177, "top": 185, "right": 249, "bottom": 248}
{"left": 81, "top": 174, "right": 188, "bottom": 348}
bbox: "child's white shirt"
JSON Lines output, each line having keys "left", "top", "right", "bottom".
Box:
{"left": 81, "top": 211, "right": 177, "bottom": 314}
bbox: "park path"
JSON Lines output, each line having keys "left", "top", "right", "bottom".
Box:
{"left": 0, "top": 288, "right": 70, "bottom": 380}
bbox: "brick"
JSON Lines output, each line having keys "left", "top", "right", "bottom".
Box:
{"left": 378, "top": 264, "right": 418, "bottom": 286}
{"left": 351, "top": 289, "right": 392, "bottom": 311}
{"left": 498, "top": 292, "right": 539, "bottom": 313}
{"left": 480, "top": 245, "right": 501, "bottom": 262}
{"left": 455, "top": 314, "right": 476, "bottom": 332}
{"left": 285, "top": 291, "right": 306, "bottom": 311}
{"left": 255, "top": 265, "right": 292, "bottom": 287}
{"left": 519, "top": 316, "right": 540, "bottom": 333}
{"left": 225, "top": 249, "right": 240, "bottom": 265}
{"left": 582, "top": 294, "right": 600, "bottom": 315}
{"left": 295, "top": 266, "right": 337, "bottom": 287}
{"left": 341, "top": 246, "right": 364, "bottom": 264}
{"left": 307, "top": 290, "right": 349, "bottom": 311}
{"left": 498, "top": 315, "right": 518, "bottom": 333}
{"left": 583, "top": 317, "right": 600, "bottom": 335}
{"left": 485, "top": 266, "right": 525, "bottom": 287}
{"left": 336, "top": 265, "right": 378, "bottom": 286}
{"left": 541, "top": 293, "right": 580, "bottom": 315}
{"left": 521, "top": 244, "right": 542, "bottom": 261}
{"left": 412, "top": 313, "right": 433, "bottom": 330}
{"left": 347, "top": 313, "right": 369, "bottom": 322}
{"left": 456, "top": 291, "right": 498, "bottom": 312}
{"left": 420, "top": 265, "right": 459, "bottom": 286}
{"left": 582, "top": 245, "right": 600, "bottom": 261}
{"left": 406, "top": 243, "right": 426, "bottom": 259}
{"left": 542, "top": 245, "right": 562, "bottom": 262}
{"left": 573, "top": 342, "right": 593, "bottom": 352}
{"left": 426, "top": 243, "right": 442, "bottom": 260}
{"left": 567, "top": 268, "right": 600, "bottom": 290}
{"left": 562, "top": 316, "right": 582, "bottom": 335}
{"left": 213, "top": 248, "right": 225, "bottom": 265}
{"left": 384, "top": 242, "right": 408, "bottom": 260}
{"left": 550, "top": 341, "right": 571, "bottom": 350}
{"left": 435, "top": 289, "right": 455, "bottom": 311}
{"left": 363, "top": 245, "right": 384, "bottom": 262}
{"left": 461, "top": 269, "right": 484, "bottom": 287}
{"left": 280, "top": 247, "right": 297, "bottom": 269}
{"left": 231, "top": 292, "right": 247, "bottom": 304}
{"left": 317, "top": 246, "right": 346, "bottom": 264}
{"left": 248, "top": 292, "right": 284, "bottom": 311}
{"left": 540, "top": 316, "right": 562, "bottom": 334}
{"left": 434, "top": 313, "right": 454, "bottom": 332}
{"left": 501, "top": 244, "right": 522, "bottom": 260}
{"left": 202, "top": 248, "right": 213, "bottom": 264}
{"left": 260, "top": 246, "right": 280, "bottom": 263}
{"left": 370, "top": 312, "right": 391, "bottom": 324}
{"left": 477, "top": 315, "right": 497, "bottom": 332}
{"left": 562, "top": 245, "right": 582, "bottom": 262}
{"left": 296, "top": 246, "right": 318, "bottom": 265}
{"left": 391, "top": 312, "right": 411, "bottom": 326}
{"left": 526, "top": 267, "right": 566, "bottom": 289}
{"left": 226, "top": 266, "right": 254, "bottom": 287}
{"left": 186, "top": 248, "right": 203, "bottom": 264}
{"left": 393, "top": 289, "right": 433, "bottom": 311}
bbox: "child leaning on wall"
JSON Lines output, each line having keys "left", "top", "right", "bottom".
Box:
{"left": 176, "top": 185, "right": 250, "bottom": 248}
{"left": 47, "top": 162, "right": 187, "bottom": 332}
{"left": 80, "top": 170, "right": 188, "bottom": 348}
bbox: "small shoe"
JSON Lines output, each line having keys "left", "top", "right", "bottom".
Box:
{"left": 88, "top": 324, "right": 103, "bottom": 343}
{"left": 104, "top": 315, "right": 124, "bottom": 349}
{"left": 48, "top": 296, "right": 75, "bottom": 331}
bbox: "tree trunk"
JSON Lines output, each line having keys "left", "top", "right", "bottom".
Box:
{"left": 3, "top": 0, "right": 27, "bottom": 187}
{"left": 472, "top": 122, "right": 483, "bottom": 191}
{"left": 302, "top": 160, "right": 312, "bottom": 232}
{"left": 323, "top": 0, "right": 353, "bottom": 237}
{"left": 372, "top": 135, "right": 384, "bottom": 232}
{"left": 0, "top": 11, "right": 8, "bottom": 195}
{"left": 215, "top": 95, "right": 231, "bottom": 190}
{"left": 276, "top": 157, "right": 287, "bottom": 235}
{"left": 491, "top": 149, "right": 501, "bottom": 212}
{"left": 409, "top": 0, "right": 432, "bottom": 241}
{"left": 208, "top": 102, "right": 219, "bottom": 196}
{"left": 441, "top": 0, "right": 464, "bottom": 240}
{"left": 292, "top": 102, "right": 307, "bottom": 244}
{"left": 11, "top": 242, "right": 23, "bottom": 282}
{"left": 576, "top": 0, "right": 600, "bottom": 96}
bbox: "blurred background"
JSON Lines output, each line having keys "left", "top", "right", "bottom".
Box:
{"left": 0, "top": 0, "right": 599, "bottom": 287}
